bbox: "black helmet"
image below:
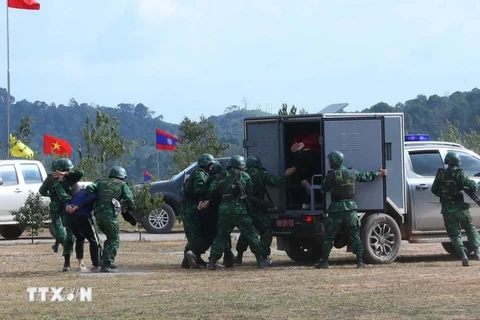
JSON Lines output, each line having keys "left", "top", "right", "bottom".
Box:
{"left": 56, "top": 158, "right": 73, "bottom": 171}
{"left": 50, "top": 160, "right": 58, "bottom": 172}
{"left": 228, "top": 155, "right": 246, "bottom": 170}
{"left": 210, "top": 161, "right": 222, "bottom": 174}
{"left": 246, "top": 156, "right": 262, "bottom": 169}
{"left": 109, "top": 166, "right": 127, "bottom": 179}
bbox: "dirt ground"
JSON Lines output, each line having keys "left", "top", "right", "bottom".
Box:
{"left": 1, "top": 236, "right": 479, "bottom": 320}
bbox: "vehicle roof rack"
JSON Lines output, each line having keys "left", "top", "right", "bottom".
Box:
{"left": 404, "top": 141, "right": 466, "bottom": 148}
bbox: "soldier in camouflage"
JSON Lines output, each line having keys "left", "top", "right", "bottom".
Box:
{"left": 431, "top": 151, "right": 480, "bottom": 267}
{"left": 181, "top": 153, "right": 215, "bottom": 269}
{"left": 314, "top": 151, "right": 387, "bottom": 269}
{"left": 199, "top": 160, "right": 235, "bottom": 268}
{"left": 39, "top": 158, "right": 84, "bottom": 271}
{"left": 235, "top": 156, "right": 295, "bottom": 265}
{"left": 86, "top": 166, "right": 135, "bottom": 273}
{"left": 199, "top": 155, "right": 269, "bottom": 270}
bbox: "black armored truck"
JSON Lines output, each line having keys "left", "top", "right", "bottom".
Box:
{"left": 242, "top": 109, "right": 480, "bottom": 264}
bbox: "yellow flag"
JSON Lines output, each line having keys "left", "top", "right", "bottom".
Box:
{"left": 9, "top": 134, "right": 35, "bottom": 159}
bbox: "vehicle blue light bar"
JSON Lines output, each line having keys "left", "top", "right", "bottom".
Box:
{"left": 405, "top": 134, "right": 430, "bottom": 141}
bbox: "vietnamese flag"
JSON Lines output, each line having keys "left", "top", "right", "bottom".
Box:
{"left": 8, "top": 0, "right": 40, "bottom": 10}
{"left": 43, "top": 134, "right": 73, "bottom": 157}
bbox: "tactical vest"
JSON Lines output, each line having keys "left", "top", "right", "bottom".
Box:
{"left": 218, "top": 169, "right": 243, "bottom": 201}
{"left": 437, "top": 168, "right": 464, "bottom": 203}
{"left": 246, "top": 167, "right": 266, "bottom": 199}
{"left": 328, "top": 169, "right": 355, "bottom": 202}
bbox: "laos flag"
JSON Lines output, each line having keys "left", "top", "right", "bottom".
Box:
{"left": 156, "top": 129, "right": 179, "bottom": 151}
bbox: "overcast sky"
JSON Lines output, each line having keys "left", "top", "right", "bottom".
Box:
{"left": 1, "top": 0, "right": 479, "bottom": 123}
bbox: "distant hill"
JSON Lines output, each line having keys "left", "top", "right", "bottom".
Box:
{"left": 0, "top": 87, "right": 479, "bottom": 180}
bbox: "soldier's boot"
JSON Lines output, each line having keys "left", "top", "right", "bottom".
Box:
{"left": 109, "top": 263, "right": 118, "bottom": 269}
{"left": 181, "top": 257, "right": 189, "bottom": 269}
{"left": 256, "top": 255, "right": 268, "bottom": 269}
{"left": 356, "top": 256, "right": 365, "bottom": 269}
{"left": 223, "top": 249, "right": 235, "bottom": 268}
{"left": 62, "top": 254, "right": 71, "bottom": 272}
{"left": 474, "top": 250, "right": 480, "bottom": 261}
{"left": 197, "top": 256, "right": 208, "bottom": 268}
{"left": 314, "top": 258, "right": 329, "bottom": 269}
{"left": 208, "top": 257, "right": 217, "bottom": 270}
{"left": 461, "top": 250, "right": 470, "bottom": 267}
{"left": 51, "top": 239, "right": 59, "bottom": 253}
{"left": 234, "top": 252, "right": 243, "bottom": 265}
{"left": 185, "top": 250, "right": 198, "bottom": 269}
{"left": 100, "top": 263, "right": 118, "bottom": 273}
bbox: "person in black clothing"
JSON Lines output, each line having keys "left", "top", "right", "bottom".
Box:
{"left": 64, "top": 184, "right": 100, "bottom": 272}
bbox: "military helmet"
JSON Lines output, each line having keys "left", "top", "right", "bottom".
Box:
{"left": 228, "top": 155, "right": 246, "bottom": 170}
{"left": 50, "top": 160, "right": 58, "bottom": 172}
{"left": 444, "top": 152, "right": 461, "bottom": 166}
{"left": 327, "top": 151, "right": 344, "bottom": 166}
{"left": 210, "top": 161, "right": 222, "bottom": 174}
{"left": 246, "top": 156, "right": 262, "bottom": 169}
{"left": 197, "top": 153, "right": 215, "bottom": 167}
{"left": 56, "top": 158, "right": 73, "bottom": 171}
{"left": 109, "top": 166, "right": 127, "bottom": 179}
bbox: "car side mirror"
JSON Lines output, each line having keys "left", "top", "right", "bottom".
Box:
{"left": 0, "top": 178, "right": 3, "bottom": 185}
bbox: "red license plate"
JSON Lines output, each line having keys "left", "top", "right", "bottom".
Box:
{"left": 276, "top": 219, "right": 294, "bottom": 227}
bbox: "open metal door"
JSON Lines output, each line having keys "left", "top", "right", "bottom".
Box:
{"left": 322, "top": 116, "right": 386, "bottom": 212}
{"left": 243, "top": 119, "right": 282, "bottom": 207}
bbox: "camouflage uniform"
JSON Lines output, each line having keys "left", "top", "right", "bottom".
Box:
{"left": 431, "top": 152, "right": 480, "bottom": 266}
{"left": 236, "top": 157, "right": 289, "bottom": 262}
{"left": 315, "top": 151, "right": 382, "bottom": 269}
{"left": 86, "top": 166, "right": 134, "bottom": 272}
{"left": 206, "top": 155, "right": 268, "bottom": 269}
{"left": 181, "top": 153, "right": 214, "bottom": 268}
{"left": 39, "top": 159, "right": 83, "bottom": 269}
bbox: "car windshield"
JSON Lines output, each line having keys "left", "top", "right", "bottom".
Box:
{"left": 171, "top": 162, "right": 197, "bottom": 181}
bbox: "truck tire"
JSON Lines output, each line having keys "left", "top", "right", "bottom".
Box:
{"left": 0, "top": 225, "right": 23, "bottom": 240}
{"left": 442, "top": 242, "right": 473, "bottom": 256}
{"left": 142, "top": 202, "right": 176, "bottom": 234}
{"left": 361, "top": 213, "right": 401, "bottom": 264}
{"left": 285, "top": 239, "right": 323, "bottom": 263}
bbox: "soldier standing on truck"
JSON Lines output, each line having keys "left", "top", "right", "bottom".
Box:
{"left": 39, "top": 158, "right": 84, "bottom": 271}
{"left": 181, "top": 153, "right": 215, "bottom": 269}
{"left": 431, "top": 151, "right": 480, "bottom": 267}
{"left": 314, "top": 151, "right": 387, "bottom": 269}
{"left": 198, "top": 155, "right": 269, "bottom": 270}
{"left": 234, "top": 156, "right": 296, "bottom": 266}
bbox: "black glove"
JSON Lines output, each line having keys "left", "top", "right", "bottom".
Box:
{"left": 121, "top": 210, "right": 137, "bottom": 226}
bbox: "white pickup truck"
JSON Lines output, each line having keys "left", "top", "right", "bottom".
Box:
{"left": 0, "top": 159, "right": 49, "bottom": 239}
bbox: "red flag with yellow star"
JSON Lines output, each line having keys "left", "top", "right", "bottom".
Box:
{"left": 43, "top": 134, "right": 72, "bottom": 157}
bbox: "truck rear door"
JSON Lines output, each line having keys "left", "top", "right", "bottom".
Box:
{"left": 322, "top": 116, "right": 386, "bottom": 212}
{"left": 243, "top": 118, "right": 282, "bottom": 206}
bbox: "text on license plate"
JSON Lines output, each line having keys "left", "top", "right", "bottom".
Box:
{"left": 276, "top": 219, "right": 294, "bottom": 227}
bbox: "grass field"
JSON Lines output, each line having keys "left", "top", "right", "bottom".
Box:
{"left": 1, "top": 237, "right": 479, "bottom": 320}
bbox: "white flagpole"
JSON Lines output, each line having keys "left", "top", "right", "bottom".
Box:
{"left": 5, "top": 0, "right": 11, "bottom": 159}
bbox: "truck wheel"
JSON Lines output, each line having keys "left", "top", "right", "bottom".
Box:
{"left": 142, "top": 202, "right": 175, "bottom": 234}
{"left": 0, "top": 225, "right": 24, "bottom": 240}
{"left": 361, "top": 213, "right": 401, "bottom": 264}
{"left": 285, "top": 240, "right": 323, "bottom": 263}
{"left": 442, "top": 242, "right": 473, "bottom": 256}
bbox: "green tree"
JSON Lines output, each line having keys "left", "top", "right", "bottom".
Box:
{"left": 439, "top": 117, "right": 480, "bottom": 154}
{"left": 278, "top": 103, "right": 306, "bottom": 115}
{"left": 12, "top": 115, "right": 35, "bottom": 145}
{"left": 77, "top": 110, "right": 138, "bottom": 181}
{"left": 172, "top": 115, "right": 229, "bottom": 171}
{"left": 10, "top": 192, "right": 50, "bottom": 244}
{"left": 129, "top": 183, "right": 164, "bottom": 241}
